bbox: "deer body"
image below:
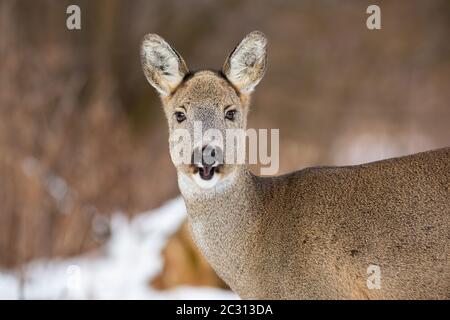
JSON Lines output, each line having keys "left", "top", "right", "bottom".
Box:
{"left": 183, "top": 150, "right": 450, "bottom": 299}
{"left": 141, "top": 31, "right": 450, "bottom": 299}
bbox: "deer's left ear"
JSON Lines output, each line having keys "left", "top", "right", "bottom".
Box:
{"left": 222, "top": 31, "right": 268, "bottom": 94}
{"left": 141, "top": 34, "right": 189, "bottom": 96}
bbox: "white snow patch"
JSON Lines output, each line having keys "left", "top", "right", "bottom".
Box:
{"left": 0, "top": 197, "right": 238, "bottom": 300}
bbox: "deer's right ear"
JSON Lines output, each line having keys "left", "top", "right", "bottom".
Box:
{"left": 141, "top": 34, "right": 189, "bottom": 96}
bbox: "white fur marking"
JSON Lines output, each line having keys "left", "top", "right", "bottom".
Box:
{"left": 192, "top": 172, "right": 221, "bottom": 189}
{"left": 178, "top": 170, "right": 237, "bottom": 199}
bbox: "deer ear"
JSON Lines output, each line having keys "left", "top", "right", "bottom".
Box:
{"left": 222, "top": 31, "right": 267, "bottom": 94}
{"left": 141, "top": 34, "right": 189, "bottom": 96}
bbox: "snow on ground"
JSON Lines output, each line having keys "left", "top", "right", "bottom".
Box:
{"left": 0, "top": 197, "right": 238, "bottom": 300}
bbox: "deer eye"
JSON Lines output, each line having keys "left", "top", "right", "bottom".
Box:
{"left": 175, "top": 111, "right": 186, "bottom": 123}
{"left": 225, "top": 109, "right": 236, "bottom": 121}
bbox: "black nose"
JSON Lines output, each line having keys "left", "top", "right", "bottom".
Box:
{"left": 192, "top": 145, "right": 223, "bottom": 167}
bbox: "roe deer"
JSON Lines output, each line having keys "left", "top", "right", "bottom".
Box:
{"left": 140, "top": 31, "right": 450, "bottom": 299}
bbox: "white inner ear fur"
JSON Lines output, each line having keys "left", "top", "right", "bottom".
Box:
{"left": 141, "top": 35, "right": 187, "bottom": 96}
{"left": 225, "top": 32, "right": 267, "bottom": 94}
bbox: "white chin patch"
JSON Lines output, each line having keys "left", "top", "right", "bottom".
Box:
{"left": 178, "top": 170, "right": 237, "bottom": 199}
{"left": 192, "top": 172, "right": 221, "bottom": 189}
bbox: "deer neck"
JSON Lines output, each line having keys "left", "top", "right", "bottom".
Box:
{"left": 178, "top": 166, "right": 265, "bottom": 296}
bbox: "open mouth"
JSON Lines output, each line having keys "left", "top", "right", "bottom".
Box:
{"left": 194, "top": 164, "right": 223, "bottom": 181}
{"left": 199, "top": 166, "right": 215, "bottom": 180}
{"left": 191, "top": 145, "right": 224, "bottom": 182}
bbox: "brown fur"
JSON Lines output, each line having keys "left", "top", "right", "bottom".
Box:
{"left": 187, "top": 150, "right": 449, "bottom": 299}
{"left": 141, "top": 31, "right": 450, "bottom": 299}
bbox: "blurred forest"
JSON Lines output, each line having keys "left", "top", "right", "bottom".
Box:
{"left": 0, "top": 0, "right": 449, "bottom": 289}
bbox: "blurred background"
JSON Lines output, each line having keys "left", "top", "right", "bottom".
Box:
{"left": 0, "top": 0, "right": 449, "bottom": 299}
